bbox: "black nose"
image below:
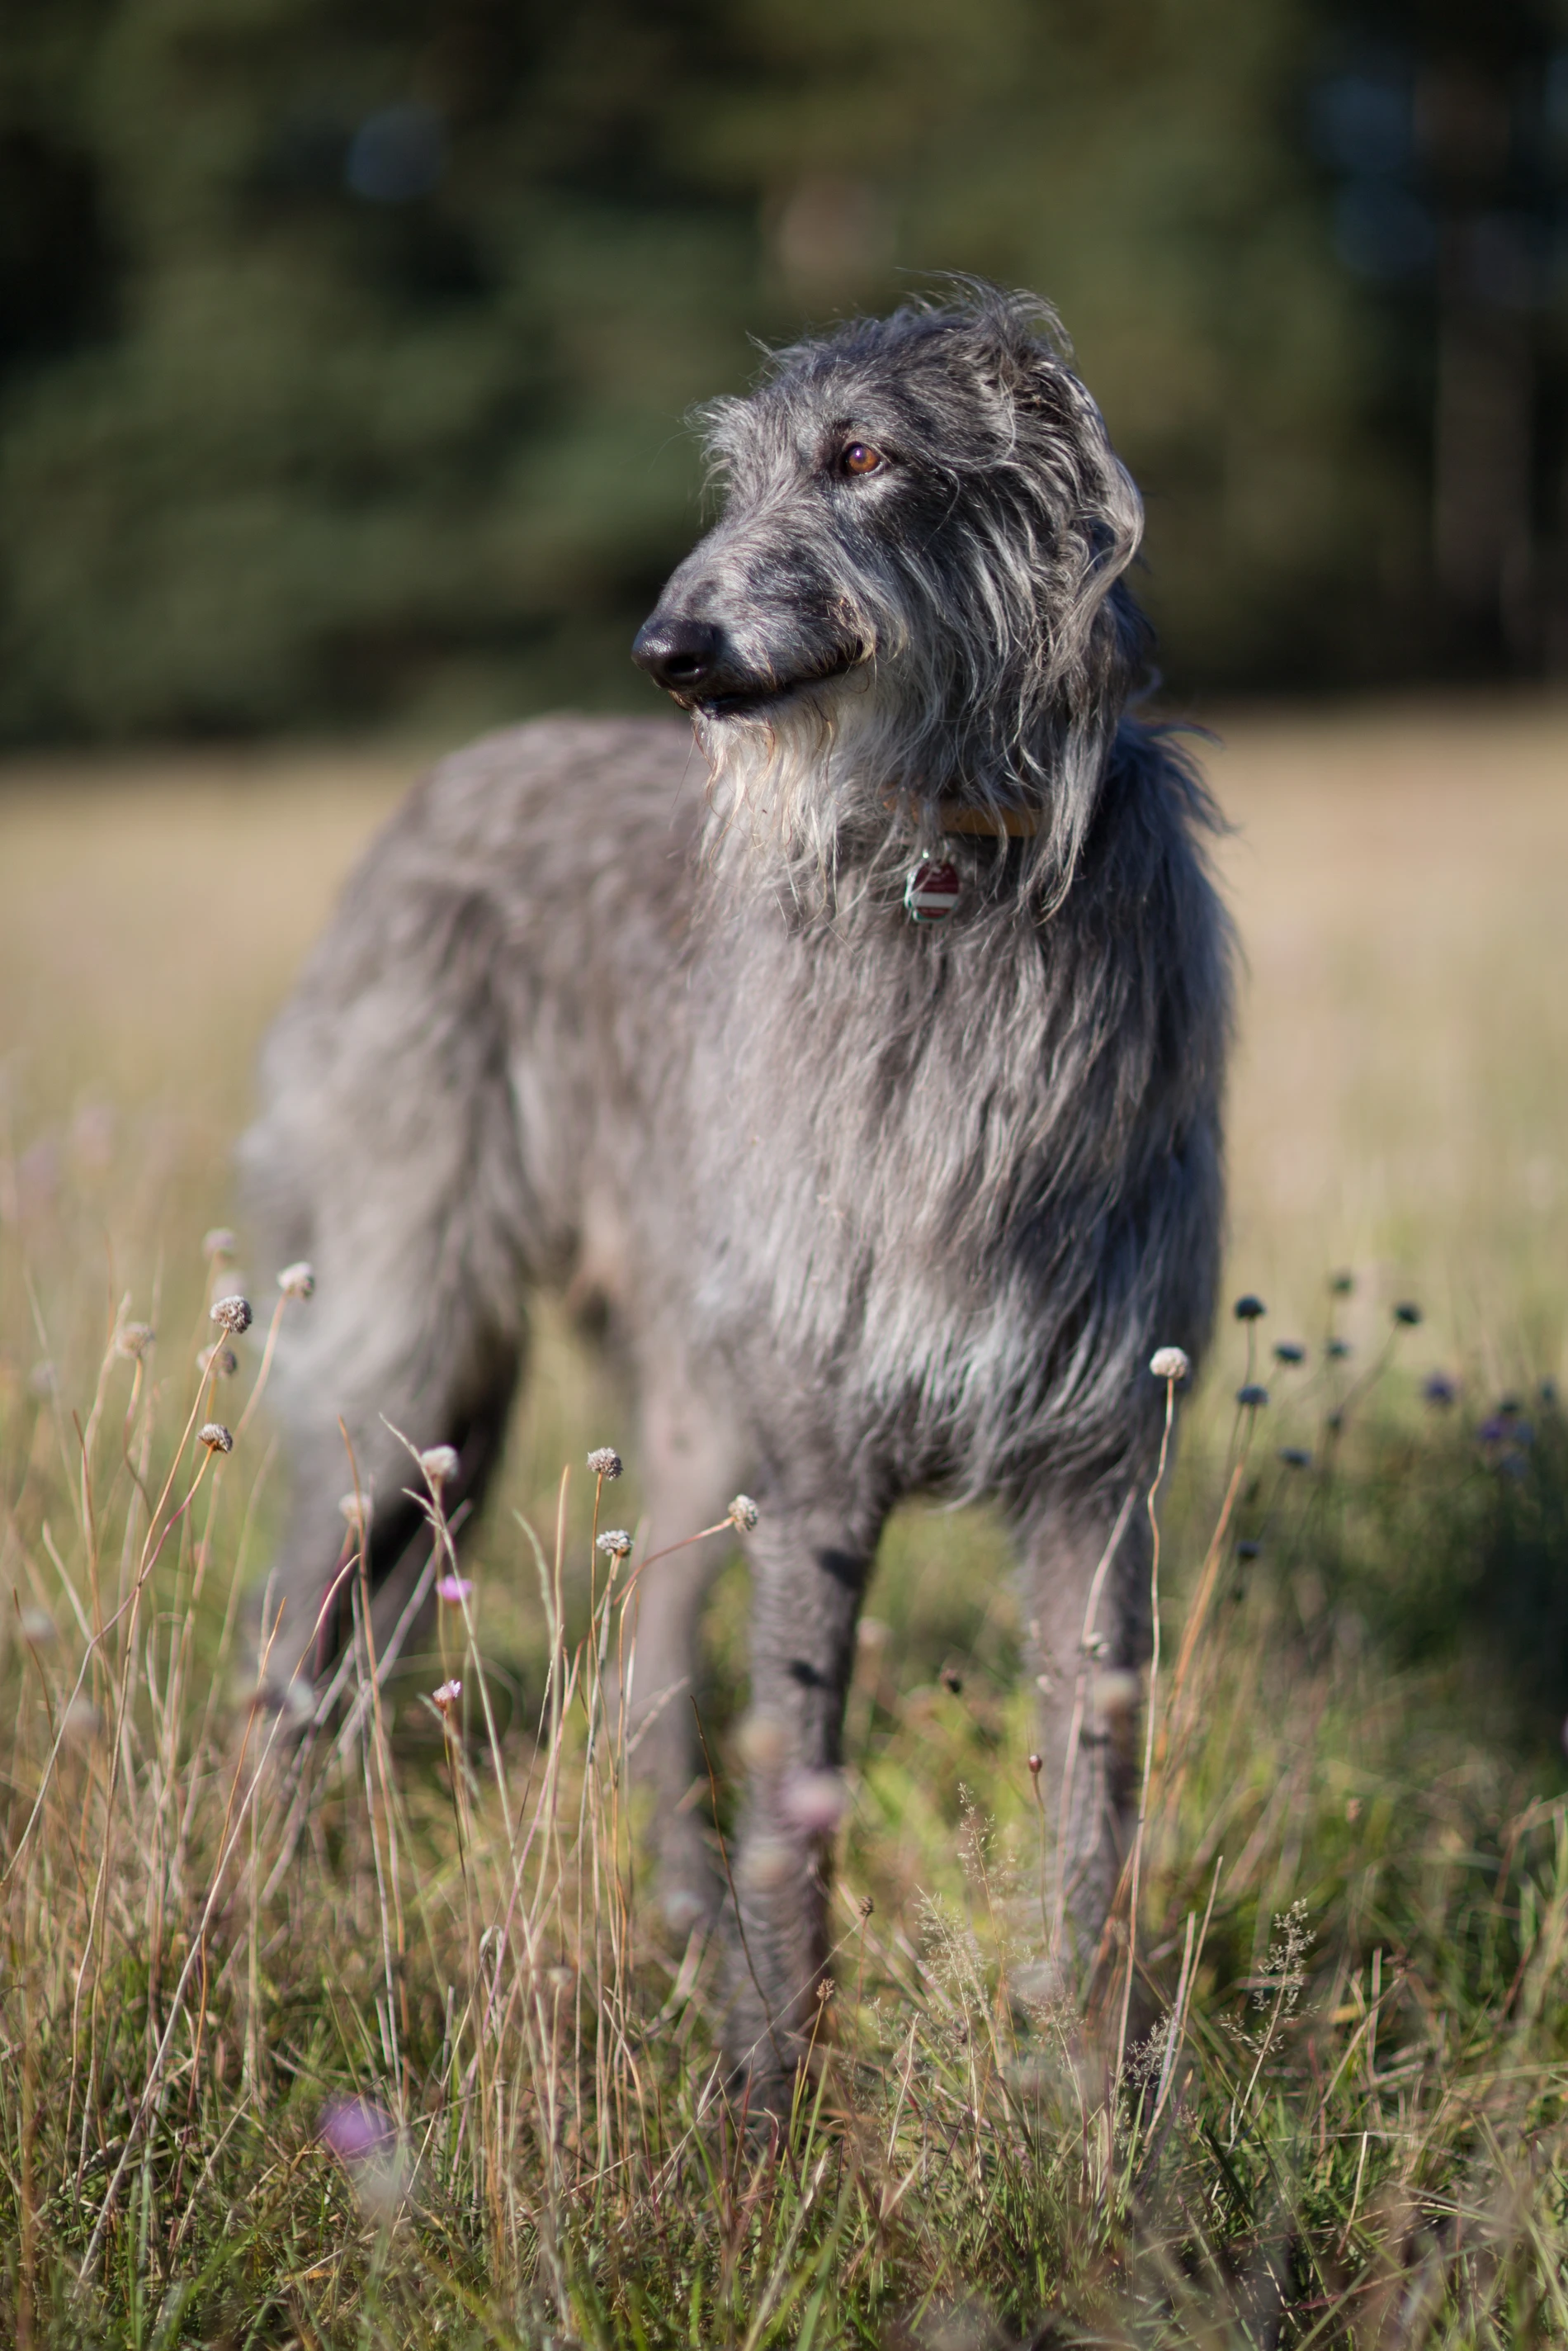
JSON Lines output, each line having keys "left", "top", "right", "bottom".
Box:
{"left": 631, "top": 614, "right": 725, "bottom": 697}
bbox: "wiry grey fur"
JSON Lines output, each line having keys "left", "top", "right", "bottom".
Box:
{"left": 240, "top": 285, "right": 1231, "bottom": 2105}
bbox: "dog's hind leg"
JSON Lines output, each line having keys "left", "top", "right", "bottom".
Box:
{"left": 239, "top": 886, "right": 531, "bottom": 1701}
{"left": 724, "top": 1458, "right": 890, "bottom": 2108}
{"left": 1018, "top": 1488, "right": 1150, "bottom": 1993}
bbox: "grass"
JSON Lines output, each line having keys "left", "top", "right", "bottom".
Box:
{"left": 1, "top": 696, "right": 1566, "bottom": 2345}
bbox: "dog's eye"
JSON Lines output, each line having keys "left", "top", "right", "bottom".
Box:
{"left": 838, "top": 442, "right": 885, "bottom": 478}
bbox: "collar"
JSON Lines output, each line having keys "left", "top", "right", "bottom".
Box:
{"left": 883, "top": 790, "right": 1040, "bottom": 840}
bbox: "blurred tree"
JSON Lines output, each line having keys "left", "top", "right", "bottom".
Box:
{"left": 0, "top": 0, "right": 1561, "bottom": 739}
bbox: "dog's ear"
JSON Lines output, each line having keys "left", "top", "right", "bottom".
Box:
{"left": 1000, "top": 338, "right": 1148, "bottom": 909}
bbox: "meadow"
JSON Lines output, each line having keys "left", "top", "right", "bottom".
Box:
{"left": 0, "top": 697, "right": 1566, "bottom": 2346}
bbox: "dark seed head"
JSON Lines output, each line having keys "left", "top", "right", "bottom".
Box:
{"left": 1236, "top": 1384, "right": 1270, "bottom": 1410}
{"left": 1393, "top": 1301, "right": 1423, "bottom": 1327}
{"left": 1273, "top": 1341, "right": 1306, "bottom": 1365}
{"left": 1236, "top": 1539, "right": 1262, "bottom": 1561}
{"left": 1234, "top": 1294, "right": 1266, "bottom": 1322}
{"left": 1329, "top": 1270, "right": 1354, "bottom": 1296}
{"left": 940, "top": 1666, "right": 963, "bottom": 1696}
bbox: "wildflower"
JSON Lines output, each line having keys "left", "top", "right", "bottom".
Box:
{"left": 1149, "top": 1345, "right": 1190, "bottom": 1383}
{"left": 728, "top": 1493, "right": 760, "bottom": 1532}
{"left": 432, "top": 1678, "right": 462, "bottom": 1711}
{"left": 320, "top": 2094, "right": 394, "bottom": 2166}
{"left": 418, "top": 1443, "right": 460, "bottom": 1496}
{"left": 1233, "top": 1294, "right": 1266, "bottom": 1322}
{"left": 202, "top": 1228, "right": 238, "bottom": 1261}
{"left": 1273, "top": 1340, "right": 1306, "bottom": 1365}
{"left": 1423, "top": 1371, "right": 1458, "bottom": 1407}
{"left": 1477, "top": 1415, "right": 1509, "bottom": 1445}
{"left": 1329, "top": 1270, "right": 1354, "bottom": 1296}
{"left": 339, "top": 1492, "right": 371, "bottom": 1535}
{"left": 198, "top": 1342, "right": 238, "bottom": 1377}
{"left": 857, "top": 1892, "right": 875, "bottom": 1917}
{"left": 1027, "top": 1752, "right": 1043, "bottom": 1777}
{"left": 1393, "top": 1300, "right": 1423, "bottom": 1326}
{"left": 1326, "top": 1338, "right": 1352, "bottom": 1360}
{"left": 319, "top": 2096, "right": 404, "bottom": 2221}
{"left": 276, "top": 1260, "right": 316, "bottom": 1298}
{"left": 436, "top": 1574, "right": 474, "bottom": 1606}
{"left": 779, "top": 1768, "right": 849, "bottom": 1838}
{"left": 587, "top": 1445, "right": 623, "bottom": 1480}
{"left": 199, "top": 1422, "right": 234, "bottom": 1454}
{"left": 1235, "top": 1384, "right": 1269, "bottom": 1409}
{"left": 210, "top": 1294, "right": 253, "bottom": 1336}
{"left": 940, "top": 1665, "right": 964, "bottom": 1695}
{"left": 1236, "top": 1539, "right": 1262, "bottom": 1561}
{"left": 116, "top": 1321, "right": 154, "bottom": 1360}
{"left": 1278, "top": 1446, "right": 1311, "bottom": 1469}
{"left": 596, "top": 1528, "right": 632, "bottom": 1559}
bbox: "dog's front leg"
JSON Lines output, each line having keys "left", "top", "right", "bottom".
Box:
{"left": 1018, "top": 1489, "right": 1150, "bottom": 1993}
{"left": 725, "top": 1472, "right": 887, "bottom": 2112}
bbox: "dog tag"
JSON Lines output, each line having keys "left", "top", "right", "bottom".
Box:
{"left": 904, "top": 859, "right": 961, "bottom": 924}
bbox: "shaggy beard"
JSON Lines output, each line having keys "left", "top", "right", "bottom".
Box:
{"left": 693, "top": 662, "right": 1023, "bottom": 920}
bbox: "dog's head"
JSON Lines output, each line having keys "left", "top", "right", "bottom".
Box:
{"left": 633, "top": 283, "right": 1149, "bottom": 901}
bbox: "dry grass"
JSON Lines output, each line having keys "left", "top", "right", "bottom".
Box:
{"left": 0, "top": 698, "right": 1566, "bottom": 2347}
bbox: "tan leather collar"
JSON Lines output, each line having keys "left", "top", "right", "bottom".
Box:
{"left": 885, "top": 791, "right": 1041, "bottom": 840}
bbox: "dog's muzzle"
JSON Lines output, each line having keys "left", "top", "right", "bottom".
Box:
{"left": 631, "top": 612, "right": 857, "bottom": 718}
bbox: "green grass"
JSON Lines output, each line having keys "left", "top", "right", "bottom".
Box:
{"left": 1, "top": 702, "right": 1566, "bottom": 2345}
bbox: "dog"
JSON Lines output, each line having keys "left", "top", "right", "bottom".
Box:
{"left": 240, "top": 283, "right": 1230, "bottom": 2103}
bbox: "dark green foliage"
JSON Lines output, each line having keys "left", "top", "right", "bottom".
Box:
{"left": 5, "top": 0, "right": 1552, "bottom": 740}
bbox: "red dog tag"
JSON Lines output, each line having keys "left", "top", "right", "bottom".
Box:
{"left": 904, "top": 859, "right": 961, "bottom": 924}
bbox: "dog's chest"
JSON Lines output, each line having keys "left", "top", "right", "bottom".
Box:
{"left": 680, "top": 916, "right": 1103, "bottom": 1439}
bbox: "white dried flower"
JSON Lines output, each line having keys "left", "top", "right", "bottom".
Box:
{"left": 418, "top": 1444, "right": 460, "bottom": 1495}
{"left": 276, "top": 1261, "right": 316, "bottom": 1299}
{"left": 210, "top": 1294, "right": 253, "bottom": 1336}
{"left": 1092, "top": 1667, "right": 1141, "bottom": 1719}
{"left": 596, "top": 1528, "right": 632, "bottom": 1559}
{"left": 339, "top": 1491, "right": 371, "bottom": 1534}
{"left": 116, "top": 1322, "right": 154, "bottom": 1360}
{"left": 728, "top": 1493, "right": 759, "bottom": 1533}
{"left": 199, "top": 1421, "right": 234, "bottom": 1455}
{"left": 1150, "top": 1346, "right": 1190, "bottom": 1384}
{"left": 735, "top": 1711, "right": 789, "bottom": 1773}
{"left": 202, "top": 1228, "right": 238, "bottom": 1261}
{"left": 432, "top": 1678, "right": 462, "bottom": 1711}
{"left": 198, "top": 1342, "right": 238, "bottom": 1378}
{"left": 739, "top": 1837, "right": 796, "bottom": 1892}
{"left": 587, "top": 1445, "right": 623, "bottom": 1479}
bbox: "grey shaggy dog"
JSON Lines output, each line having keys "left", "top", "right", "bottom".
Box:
{"left": 241, "top": 284, "right": 1231, "bottom": 2103}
